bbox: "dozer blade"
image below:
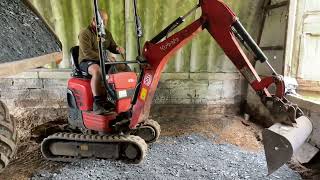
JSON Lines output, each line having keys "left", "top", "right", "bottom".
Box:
{"left": 262, "top": 116, "right": 313, "bottom": 175}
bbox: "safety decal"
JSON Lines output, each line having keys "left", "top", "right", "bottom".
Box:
{"left": 143, "top": 74, "right": 153, "bottom": 87}
{"left": 140, "top": 87, "right": 148, "bottom": 101}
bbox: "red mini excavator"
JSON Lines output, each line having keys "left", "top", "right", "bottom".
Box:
{"left": 41, "top": 0, "right": 315, "bottom": 174}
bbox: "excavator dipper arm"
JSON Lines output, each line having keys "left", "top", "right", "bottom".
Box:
{"left": 131, "top": 0, "right": 297, "bottom": 128}
{"left": 130, "top": 0, "right": 314, "bottom": 174}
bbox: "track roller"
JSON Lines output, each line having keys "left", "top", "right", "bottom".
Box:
{"left": 132, "top": 119, "right": 161, "bottom": 143}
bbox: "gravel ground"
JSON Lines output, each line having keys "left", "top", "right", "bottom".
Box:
{"left": 0, "top": 0, "right": 61, "bottom": 63}
{"left": 32, "top": 134, "right": 301, "bottom": 180}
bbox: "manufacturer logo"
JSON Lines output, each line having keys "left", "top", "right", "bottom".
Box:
{"left": 160, "top": 38, "right": 180, "bottom": 51}
{"left": 143, "top": 74, "right": 153, "bottom": 87}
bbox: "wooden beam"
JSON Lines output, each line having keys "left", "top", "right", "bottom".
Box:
{"left": 0, "top": 52, "right": 63, "bottom": 77}
{"left": 297, "top": 79, "right": 320, "bottom": 92}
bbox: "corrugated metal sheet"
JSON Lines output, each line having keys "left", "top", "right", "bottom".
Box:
{"left": 29, "top": 0, "right": 264, "bottom": 72}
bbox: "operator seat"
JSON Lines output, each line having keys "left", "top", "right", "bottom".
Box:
{"left": 70, "top": 46, "right": 90, "bottom": 78}
{"left": 70, "top": 46, "right": 132, "bottom": 77}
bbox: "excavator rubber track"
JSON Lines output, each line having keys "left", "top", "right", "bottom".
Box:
{"left": 41, "top": 132, "right": 147, "bottom": 164}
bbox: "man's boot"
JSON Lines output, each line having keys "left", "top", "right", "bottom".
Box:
{"left": 93, "top": 96, "right": 113, "bottom": 115}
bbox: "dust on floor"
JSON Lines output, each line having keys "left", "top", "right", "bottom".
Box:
{"left": 154, "top": 111, "right": 263, "bottom": 152}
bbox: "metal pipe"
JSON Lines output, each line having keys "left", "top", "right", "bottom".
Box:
{"left": 265, "top": 60, "right": 278, "bottom": 75}
{"left": 150, "top": 3, "right": 200, "bottom": 44}
{"left": 232, "top": 19, "right": 268, "bottom": 63}
{"left": 105, "top": 61, "right": 140, "bottom": 65}
{"left": 94, "top": 0, "right": 116, "bottom": 100}
{"left": 133, "top": 0, "right": 142, "bottom": 56}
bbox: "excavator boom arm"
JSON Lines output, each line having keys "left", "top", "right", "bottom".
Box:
{"left": 131, "top": 0, "right": 285, "bottom": 128}
{"left": 130, "top": 0, "right": 314, "bottom": 174}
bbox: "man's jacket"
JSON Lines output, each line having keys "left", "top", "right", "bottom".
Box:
{"left": 79, "top": 26, "right": 119, "bottom": 63}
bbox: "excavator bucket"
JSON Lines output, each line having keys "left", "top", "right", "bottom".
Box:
{"left": 262, "top": 116, "right": 313, "bottom": 175}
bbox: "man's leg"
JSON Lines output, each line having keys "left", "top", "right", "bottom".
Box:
{"left": 88, "top": 64, "right": 110, "bottom": 114}
{"left": 88, "top": 64, "right": 103, "bottom": 96}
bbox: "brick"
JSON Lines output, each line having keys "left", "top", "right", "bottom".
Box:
{"left": 38, "top": 71, "right": 71, "bottom": 79}
{"left": 160, "top": 73, "right": 189, "bottom": 81}
{"left": 190, "top": 73, "right": 240, "bottom": 80}
{"left": 2, "top": 71, "right": 39, "bottom": 79}
{"left": 153, "top": 97, "right": 171, "bottom": 104}
{"left": 207, "top": 80, "right": 223, "bottom": 100}
{"left": 12, "top": 79, "right": 43, "bottom": 90}
{"left": 160, "top": 79, "right": 208, "bottom": 89}
{"left": 49, "top": 88, "right": 67, "bottom": 100}
{"left": 209, "top": 73, "right": 240, "bottom": 80}
{"left": 168, "top": 98, "right": 194, "bottom": 104}
{"left": 42, "top": 79, "right": 68, "bottom": 89}
{"left": 0, "top": 79, "right": 14, "bottom": 91}
{"left": 0, "top": 89, "right": 30, "bottom": 100}
{"left": 154, "top": 88, "right": 171, "bottom": 99}
{"left": 28, "top": 88, "right": 66, "bottom": 100}
{"left": 207, "top": 98, "right": 236, "bottom": 105}
{"left": 170, "top": 87, "right": 195, "bottom": 100}
{"left": 222, "top": 80, "right": 238, "bottom": 99}
{"left": 194, "top": 98, "right": 208, "bottom": 105}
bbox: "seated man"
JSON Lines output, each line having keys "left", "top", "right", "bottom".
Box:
{"left": 78, "top": 10, "right": 125, "bottom": 115}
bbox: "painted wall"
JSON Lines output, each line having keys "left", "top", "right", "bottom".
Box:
{"left": 29, "top": 0, "right": 265, "bottom": 72}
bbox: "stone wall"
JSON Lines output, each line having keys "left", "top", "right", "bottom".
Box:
{"left": 0, "top": 69, "right": 243, "bottom": 139}
{"left": 0, "top": 70, "right": 68, "bottom": 138}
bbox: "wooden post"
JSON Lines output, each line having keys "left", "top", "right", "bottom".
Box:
{"left": 284, "top": 0, "right": 298, "bottom": 77}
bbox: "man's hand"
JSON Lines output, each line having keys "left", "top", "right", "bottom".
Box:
{"left": 116, "top": 46, "right": 125, "bottom": 54}
{"left": 107, "top": 52, "right": 116, "bottom": 62}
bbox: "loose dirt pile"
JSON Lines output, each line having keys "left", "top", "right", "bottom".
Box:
{"left": 0, "top": 0, "right": 60, "bottom": 63}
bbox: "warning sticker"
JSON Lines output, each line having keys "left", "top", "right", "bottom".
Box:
{"left": 143, "top": 74, "right": 153, "bottom": 87}
{"left": 140, "top": 87, "right": 148, "bottom": 101}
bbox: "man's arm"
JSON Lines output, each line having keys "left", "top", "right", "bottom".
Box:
{"left": 79, "top": 30, "right": 99, "bottom": 60}
{"left": 105, "top": 31, "right": 120, "bottom": 54}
